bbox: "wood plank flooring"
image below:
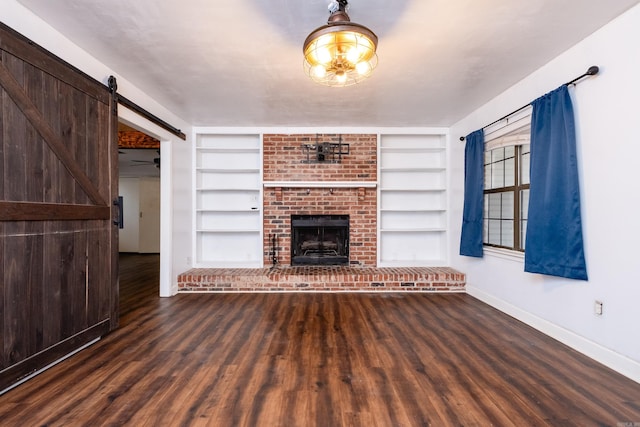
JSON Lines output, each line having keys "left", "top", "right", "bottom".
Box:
{"left": 1, "top": 253, "right": 639, "bottom": 426}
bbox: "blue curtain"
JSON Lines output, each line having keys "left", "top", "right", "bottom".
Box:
{"left": 525, "top": 85, "right": 588, "bottom": 280}
{"left": 460, "top": 129, "right": 484, "bottom": 257}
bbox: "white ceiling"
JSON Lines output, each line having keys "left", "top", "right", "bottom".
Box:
{"left": 17, "top": 0, "right": 640, "bottom": 127}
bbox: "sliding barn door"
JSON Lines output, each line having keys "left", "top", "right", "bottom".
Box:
{"left": 0, "top": 23, "right": 119, "bottom": 391}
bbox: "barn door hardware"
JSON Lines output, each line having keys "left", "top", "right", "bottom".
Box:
{"left": 108, "top": 76, "right": 186, "bottom": 140}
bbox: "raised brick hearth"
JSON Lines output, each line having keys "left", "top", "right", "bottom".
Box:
{"left": 177, "top": 266, "right": 465, "bottom": 293}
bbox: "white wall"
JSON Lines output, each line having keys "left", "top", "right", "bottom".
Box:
{"left": 118, "top": 177, "right": 161, "bottom": 253}
{"left": 449, "top": 4, "right": 640, "bottom": 382}
{"left": 138, "top": 178, "right": 161, "bottom": 253}
{"left": 119, "top": 178, "right": 141, "bottom": 252}
{"left": 3, "top": 0, "right": 193, "bottom": 296}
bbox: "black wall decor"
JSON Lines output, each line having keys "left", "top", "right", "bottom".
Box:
{"left": 301, "top": 134, "right": 349, "bottom": 163}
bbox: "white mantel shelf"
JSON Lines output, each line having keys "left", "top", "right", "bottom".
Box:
{"left": 263, "top": 181, "right": 377, "bottom": 188}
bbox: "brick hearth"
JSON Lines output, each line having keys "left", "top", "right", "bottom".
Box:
{"left": 177, "top": 266, "right": 465, "bottom": 293}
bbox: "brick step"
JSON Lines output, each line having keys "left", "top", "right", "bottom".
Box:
{"left": 178, "top": 266, "right": 465, "bottom": 293}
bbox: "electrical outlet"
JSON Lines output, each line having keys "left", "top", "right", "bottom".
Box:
{"left": 594, "top": 301, "right": 603, "bottom": 316}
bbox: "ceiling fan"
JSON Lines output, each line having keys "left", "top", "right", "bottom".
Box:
{"left": 130, "top": 149, "right": 160, "bottom": 169}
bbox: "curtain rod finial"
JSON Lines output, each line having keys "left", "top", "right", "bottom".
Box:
{"left": 586, "top": 65, "right": 599, "bottom": 76}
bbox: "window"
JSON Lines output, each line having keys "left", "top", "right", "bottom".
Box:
{"left": 483, "top": 124, "right": 530, "bottom": 251}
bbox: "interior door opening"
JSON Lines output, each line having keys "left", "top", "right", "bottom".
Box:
{"left": 117, "top": 121, "right": 161, "bottom": 293}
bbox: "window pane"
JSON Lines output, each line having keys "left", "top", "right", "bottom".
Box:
{"left": 502, "top": 192, "right": 514, "bottom": 220}
{"left": 520, "top": 144, "right": 530, "bottom": 185}
{"left": 504, "top": 146, "right": 515, "bottom": 159}
{"left": 483, "top": 219, "right": 489, "bottom": 244}
{"left": 520, "top": 189, "right": 529, "bottom": 220}
{"left": 484, "top": 164, "right": 492, "bottom": 189}
{"left": 488, "top": 220, "right": 501, "bottom": 245}
{"left": 488, "top": 193, "right": 501, "bottom": 218}
{"left": 504, "top": 157, "right": 515, "bottom": 186}
{"left": 520, "top": 189, "right": 529, "bottom": 251}
{"left": 492, "top": 160, "right": 504, "bottom": 188}
{"left": 492, "top": 148, "right": 504, "bottom": 162}
{"left": 501, "top": 220, "right": 514, "bottom": 247}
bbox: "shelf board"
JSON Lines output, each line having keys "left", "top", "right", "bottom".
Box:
{"left": 197, "top": 168, "right": 260, "bottom": 173}
{"left": 196, "top": 188, "right": 260, "bottom": 192}
{"left": 380, "top": 188, "right": 446, "bottom": 192}
{"left": 380, "top": 167, "right": 445, "bottom": 173}
{"left": 197, "top": 209, "right": 260, "bottom": 213}
{"left": 380, "top": 147, "right": 444, "bottom": 153}
{"left": 380, "top": 208, "right": 446, "bottom": 213}
{"left": 197, "top": 229, "right": 261, "bottom": 233}
{"left": 194, "top": 261, "right": 262, "bottom": 268}
{"left": 380, "top": 228, "right": 446, "bottom": 233}
{"left": 197, "top": 148, "right": 260, "bottom": 153}
{"left": 378, "top": 260, "right": 447, "bottom": 267}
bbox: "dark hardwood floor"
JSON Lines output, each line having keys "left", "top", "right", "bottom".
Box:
{"left": 1, "top": 254, "right": 639, "bottom": 426}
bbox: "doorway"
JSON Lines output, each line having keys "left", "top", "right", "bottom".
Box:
{"left": 117, "top": 122, "right": 162, "bottom": 289}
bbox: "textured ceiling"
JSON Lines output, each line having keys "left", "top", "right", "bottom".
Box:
{"left": 17, "top": 0, "right": 640, "bottom": 127}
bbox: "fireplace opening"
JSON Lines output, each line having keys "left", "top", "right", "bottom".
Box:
{"left": 291, "top": 215, "right": 349, "bottom": 266}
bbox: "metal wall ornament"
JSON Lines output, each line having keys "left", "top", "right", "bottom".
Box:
{"left": 301, "top": 134, "right": 350, "bottom": 163}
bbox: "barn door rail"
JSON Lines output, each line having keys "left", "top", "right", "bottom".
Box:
{"left": 108, "top": 76, "right": 186, "bottom": 140}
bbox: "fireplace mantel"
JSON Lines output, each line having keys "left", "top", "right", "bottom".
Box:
{"left": 264, "top": 181, "right": 376, "bottom": 188}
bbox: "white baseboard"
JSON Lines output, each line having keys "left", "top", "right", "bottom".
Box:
{"left": 466, "top": 285, "right": 640, "bottom": 384}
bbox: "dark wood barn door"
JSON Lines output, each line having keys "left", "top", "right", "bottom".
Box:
{"left": 0, "top": 23, "right": 118, "bottom": 391}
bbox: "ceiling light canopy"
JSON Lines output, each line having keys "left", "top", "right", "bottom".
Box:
{"left": 303, "top": 0, "right": 378, "bottom": 87}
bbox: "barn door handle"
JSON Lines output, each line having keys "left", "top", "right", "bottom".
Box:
{"left": 113, "top": 196, "right": 124, "bottom": 229}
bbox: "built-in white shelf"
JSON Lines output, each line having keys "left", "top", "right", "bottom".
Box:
{"left": 195, "top": 133, "right": 263, "bottom": 267}
{"left": 378, "top": 133, "right": 448, "bottom": 267}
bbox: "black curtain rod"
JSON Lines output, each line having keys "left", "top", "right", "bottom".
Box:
{"left": 459, "top": 65, "right": 599, "bottom": 141}
{"left": 108, "top": 76, "right": 187, "bottom": 140}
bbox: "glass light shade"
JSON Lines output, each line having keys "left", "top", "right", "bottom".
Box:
{"left": 303, "top": 20, "right": 378, "bottom": 87}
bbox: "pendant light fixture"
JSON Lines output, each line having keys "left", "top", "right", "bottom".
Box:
{"left": 303, "top": 0, "right": 378, "bottom": 87}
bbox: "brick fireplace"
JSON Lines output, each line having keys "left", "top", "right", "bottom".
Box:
{"left": 263, "top": 134, "right": 377, "bottom": 267}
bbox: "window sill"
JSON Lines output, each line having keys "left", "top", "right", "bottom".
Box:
{"left": 483, "top": 246, "right": 524, "bottom": 263}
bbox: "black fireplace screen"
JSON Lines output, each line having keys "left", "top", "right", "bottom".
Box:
{"left": 291, "top": 215, "right": 349, "bottom": 265}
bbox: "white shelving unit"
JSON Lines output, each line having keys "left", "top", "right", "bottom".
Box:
{"left": 195, "top": 134, "right": 262, "bottom": 267}
{"left": 378, "top": 134, "right": 447, "bottom": 266}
